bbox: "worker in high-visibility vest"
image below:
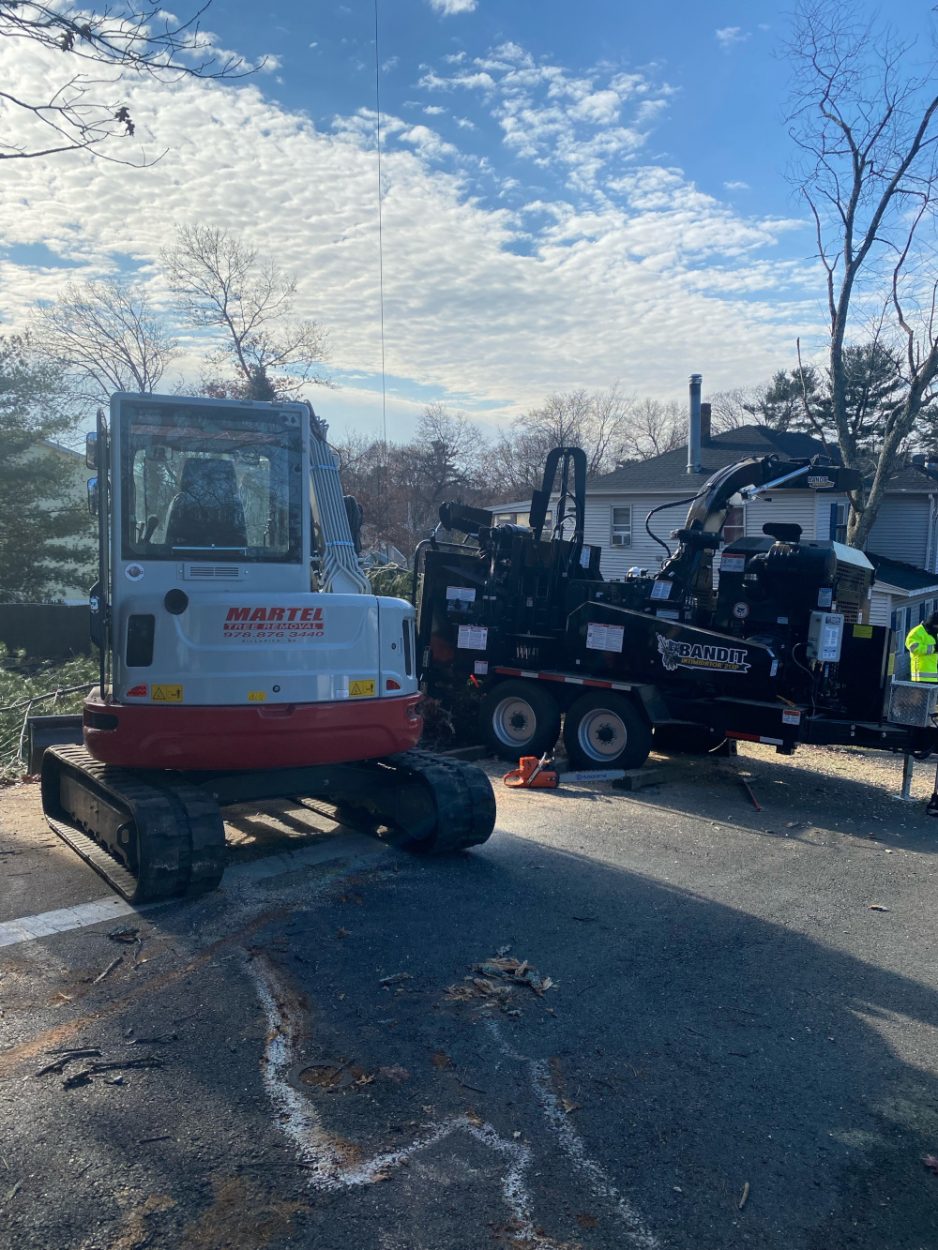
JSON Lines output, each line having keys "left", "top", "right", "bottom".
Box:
{"left": 906, "top": 612, "right": 938, "bottom": 682}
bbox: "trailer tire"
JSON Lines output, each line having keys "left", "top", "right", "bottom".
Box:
{"left": 563, "top": 692, "right": 652, "bottom": 770}
{"left": 480, "top": 680, "right": 561, "bottom": 761}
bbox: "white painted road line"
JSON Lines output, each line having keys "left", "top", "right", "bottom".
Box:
{"left": 0, "top": 832, "right": 388, "bottom": 950}
{"left": 0, "top": 896, "right": 135, "bottom": 949}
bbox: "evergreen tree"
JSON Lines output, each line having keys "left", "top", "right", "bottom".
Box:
{"left": 0, "top": 337, "right": 93, "bottom": 601}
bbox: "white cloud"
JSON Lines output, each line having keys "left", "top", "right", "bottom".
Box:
{"left": 423, "top": 104, "right": 447, "bottom": 115}
{"left": 427, "top": 0, "right": 478, "bottom": 14}
{"left": 0, "top": 33, "right": 820, "bottom": 429}
{"left": 715, "top": 26, "right": 750, "bottom": 50}
{"left": 724, "top": 180, "right": 750, "bottom": 191}
{"left": 419, "top": 43, "right": 674, "bottom": 194}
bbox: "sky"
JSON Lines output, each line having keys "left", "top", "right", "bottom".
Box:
{"left": 0, "top": 0, "right": 934, "bottom": 442}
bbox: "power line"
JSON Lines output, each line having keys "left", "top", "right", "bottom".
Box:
{"left": 373, "top": 0, "right": 388, "bottom": 450}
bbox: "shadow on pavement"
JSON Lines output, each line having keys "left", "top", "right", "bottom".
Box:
{"left": 2, "top": 826, "right": 938, "bottom": 1250}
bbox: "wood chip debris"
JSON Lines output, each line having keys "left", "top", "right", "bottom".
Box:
{"left": 738, "top": 1181, "right": 750, "bottom": 1210}
{"left": 474, "top": 956, "right": 556, "bottom": 994}
{"left": 445, "top": 954, "right": 556, "bottom": 1011}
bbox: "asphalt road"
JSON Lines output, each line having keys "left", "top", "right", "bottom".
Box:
{"left": 1, "top": 747, "right": 938, "bottom": 1250}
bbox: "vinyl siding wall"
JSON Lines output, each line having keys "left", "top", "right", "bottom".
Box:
{"left": 583, "top": 494, "right": 679, "bottom": 579}
{"left": 743, "top": 490, "right": 823, "bottom": 542}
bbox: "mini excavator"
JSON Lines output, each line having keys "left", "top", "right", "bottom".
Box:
{"left": 39, "top": 392, "right": 495, "bottom": 901}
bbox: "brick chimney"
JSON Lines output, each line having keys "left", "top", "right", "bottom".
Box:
{"left": 700, "top": 402, "right": 712, "bottom": 446}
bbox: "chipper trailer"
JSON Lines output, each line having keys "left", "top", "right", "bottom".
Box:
{"left": 37, "top": 392, "right": 495, "bottom": 901}
{"left": 415, "top": 440, "right": 938, "bottom": 809}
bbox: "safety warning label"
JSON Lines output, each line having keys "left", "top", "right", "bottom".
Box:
{"left": 586, "top": 622, "right": 625, "bottom": 653}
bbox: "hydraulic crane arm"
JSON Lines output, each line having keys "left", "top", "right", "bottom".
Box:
{"left": 656, "top": 454, "right": 862, "bottom": 602}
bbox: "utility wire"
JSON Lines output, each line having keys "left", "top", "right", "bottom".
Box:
{"left": 373, "top": 0, "right": 388, "bottom": 450}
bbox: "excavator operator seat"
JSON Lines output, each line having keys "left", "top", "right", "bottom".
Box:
{"left": 165, "top": 457, "right": 248, "bottom": 550}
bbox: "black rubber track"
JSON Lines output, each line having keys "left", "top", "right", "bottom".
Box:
{"left": 41, "top": 745, "right": 225, "bottom": 903}
{"left": 385, "top": 750, "right": 496, "bottom": 854}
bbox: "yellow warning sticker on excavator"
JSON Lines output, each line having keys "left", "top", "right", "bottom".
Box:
{"left": 247, "top": 691, "right": 267, "bottom": 702}
{"left": 349, "top": 679, "right": 376, "bottom": 697}
{"left": 151, "top": 684, "right": 184, "bottom": 703}
{"left": 852, "top": 624, "right": 873, "bottom": 638}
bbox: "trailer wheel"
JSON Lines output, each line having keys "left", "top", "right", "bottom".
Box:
{"left": 563, "top": 692, "right": 651, "bottom": 770}
{"left": 480, "top": 680, "right": 561, "bottom": 761}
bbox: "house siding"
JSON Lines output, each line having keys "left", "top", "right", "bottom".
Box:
{"left": 868, "top": 589, "right": 892, "bottom": 628}
{"left": 867, "top": 497, "right": 931, "bottom": 568}
{"left": 744, "top": 491, "right": 820, "bottom": 542}
{"left": 584, "top": 494, "right": 677, "bottom": 579}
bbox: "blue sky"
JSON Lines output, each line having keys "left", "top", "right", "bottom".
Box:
{"left": 0, "top": 0, "right": 933, "bottom": 440}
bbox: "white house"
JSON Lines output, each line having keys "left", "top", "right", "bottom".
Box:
{"left": 494, "top": 414, "right": 938, "bottom": 645}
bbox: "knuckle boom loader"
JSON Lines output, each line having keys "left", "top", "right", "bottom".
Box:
{"left": 39, "top": 392, "right": 495, "bottom": 901}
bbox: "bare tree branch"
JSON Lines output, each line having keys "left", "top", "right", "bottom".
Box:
{"left": 162, "top": 225, "right": 329, "bottom": 400}
{"left": 31, "top": 277, "right": 177, "bottom": 406}
{"left": 786, "top": 0, "right": 938, "bottom": 545}
{"left": 0, "top": 0, "right": 258, "bottom": 164}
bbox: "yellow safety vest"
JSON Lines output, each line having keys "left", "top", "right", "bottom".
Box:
{"left": 905, "top": 622, "right": 938, "bottom": 682}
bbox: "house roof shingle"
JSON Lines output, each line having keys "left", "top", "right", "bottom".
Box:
{"left": 867, "top": 553, "right": 938, "bottom": 595}
{"left": 586, "top": 426, "right": 938, "bottom": 495}
{"left": 585, "top": 426, "right": 837, "bottom": 493}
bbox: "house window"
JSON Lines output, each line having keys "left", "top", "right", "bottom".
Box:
{"left": 723, "top": 505, "right": 744, "bottom": 545}
{"left": 610, "top": 506, "right": 632, "bottom": 547}
{"left": 829, "top": 501, "right": 848, "bottom": 543}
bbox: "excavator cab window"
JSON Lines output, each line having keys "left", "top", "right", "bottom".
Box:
{"left": 119, "top": 403, "right": 303, "bottom": 564}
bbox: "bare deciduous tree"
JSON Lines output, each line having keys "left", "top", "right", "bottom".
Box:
{"left": 1, "top": 0, "right": 252, "bottom": 163}
{"left": 162, "top": 225, "right": 329, "bottom": 401}
{"left": 492, "top": 387, "right": 635, "bottom": 494}
{"left": 615, "top": 398, "right": 683, "bottom": 461}
{"left": 33, "top": 277, "right": 177, "bottom": 405}
{"left": 788, "top": 0, "right": 938, "bottom": 545}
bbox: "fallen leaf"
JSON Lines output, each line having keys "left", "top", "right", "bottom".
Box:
{"left": 431, "top": 1051, "right": 452, "bottom": 1070}
{"left": 561, "top": 1099, "right": 581, "bottom": 1114}
{"left": 576, "top": 1214, "right": 599, "bottom": 1230}
{"left": 923, "top": 1154, "right": 938, "bottom": 1175}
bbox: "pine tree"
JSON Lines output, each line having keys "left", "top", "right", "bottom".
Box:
{"left": 0, "top": 337, "right": 93, "bottom": 601}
